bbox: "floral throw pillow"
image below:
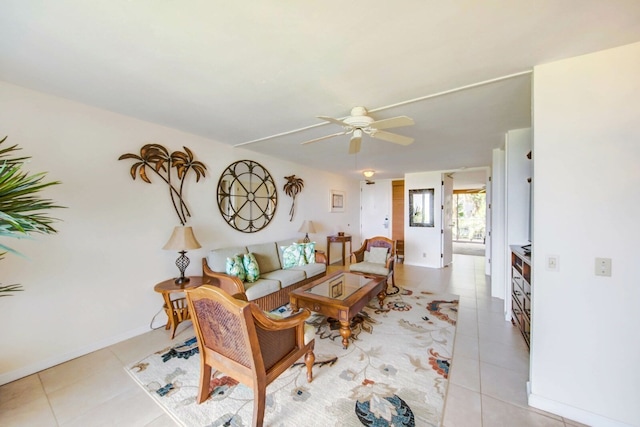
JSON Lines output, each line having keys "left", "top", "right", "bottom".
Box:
{"left": 301, "top": 242, "right": 316, "bottom": 264}
{"left": 281, "top": 243, "right": 304, "bottom": 269}
{"left": 364, "top": 246, "right": 389, "bottom": 264}
{"left": 225, "top": 254, "right": 246, "bottom": 281}
{"left": 243, "top": 252, "right": 260, "bottom": 283}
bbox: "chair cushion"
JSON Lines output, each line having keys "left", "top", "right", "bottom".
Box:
{"left": 244, "top": 278, "right": 281, "bottom": 301}
{"left": 289, "top": 262, "right": 326, "bottom": 278}
{"left": 225, "top": 254, "right": 246, "bottom": 281}
{"left": 364, "top": 246, "right": 389, "bottom": 264}
{"left": 246, "top": 242, "right": 281, "bottom": 273}
{"left": 280, "top": 243, "right": 305, "bottom": 269}
{"left": 350, "top": 261, "right": 389, "bottom": 276}
{"left": 261, "top": 269, "right": 306, "bottom": 288}
{"left": 243, "top": 252, "right": 261, "bottom": 283}
{"left": 207, "top": 246, "right": 248, "bottom": 272}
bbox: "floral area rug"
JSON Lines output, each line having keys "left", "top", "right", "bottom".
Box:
{"left": 126, "top": 289, "right": 458, "bottom": 427}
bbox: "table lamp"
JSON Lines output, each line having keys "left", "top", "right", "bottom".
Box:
{"left": 298, "top": 220, "right": 316, "bottom": 243}
{"left": 163, "top": 225, "right": 201, "bottom": 284}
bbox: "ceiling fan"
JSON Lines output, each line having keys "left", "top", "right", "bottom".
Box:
{"left": 300, "top": 106, "right": 415, "bottom": 154}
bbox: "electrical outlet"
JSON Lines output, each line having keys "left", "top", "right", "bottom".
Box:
{"left": 546, "top": 255, "right": 559, "bottom": 271}
{"left": 595, "top": 258, "right": 612, "bottom": 277}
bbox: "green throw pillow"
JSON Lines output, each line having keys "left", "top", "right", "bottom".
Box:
{"left": 281, "top": 243, "right": 304, "bottom": 269}
{"left": 243, "top": 252, "right": 260, "bottom": 283}
{"left": 301, "top": 241, "right": 316, "bottom": 264}
{"left": 225, "top": 254, "right": 246, "bottom": 281}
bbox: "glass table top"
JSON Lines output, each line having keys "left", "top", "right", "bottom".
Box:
{"left": 304, "top": 273, "right": 373, "bottom": 301}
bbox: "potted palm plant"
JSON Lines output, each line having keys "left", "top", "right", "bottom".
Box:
{"left": 0, "top": 136, "right": 63, "bottom": 296}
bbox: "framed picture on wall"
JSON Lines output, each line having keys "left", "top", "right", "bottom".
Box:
{"left": 330, "top": 189, "right": 345, "bottom": 213}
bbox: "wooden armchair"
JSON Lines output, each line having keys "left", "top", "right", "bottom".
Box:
{"left": 185, "top": 285, "right": 315, "bottom": 427}
{"left": 349, "top": 236, "right": 399, "bottom": 295}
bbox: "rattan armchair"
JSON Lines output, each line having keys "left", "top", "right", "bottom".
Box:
{"left": 185, "top": 285, "right": 315, "bottom": 427}
{"left": 349, "top": 236, "right": 399, "bottom": 295}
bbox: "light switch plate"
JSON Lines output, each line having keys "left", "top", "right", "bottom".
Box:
{"left": 595, "top": 258, "right": 612, "bottom": 277}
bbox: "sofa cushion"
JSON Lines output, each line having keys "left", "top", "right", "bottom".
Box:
{"left": 244, "top": 278, "right": 281, "bottom": 301}
{"left": 225, "top": 254, "right": 246, "bottom": 281}
{"left": 207, "top": 246, "right": 248, "bottom": 272}
{"left": 261, "top": 269, "right": 306, "bottom": 288}
{"left": 300, "top": 242, "right": 316, "bottom": 264}
{"left": 289, "top": 262, "right": 326, "bottom": 278}
{"left": 243, "top": 252, "right": 261, "bottom": 283}
{"left": 246, "top": 242, "right": 281, "bottom": 273}
{"left": 350, "top": 261, "right": 389, "bottom": 276}
{"left": 276, "top": 238, "right": 301, "bottom": 266}
{"left": 280, "top": 243, "right": 305, "bottom": 269}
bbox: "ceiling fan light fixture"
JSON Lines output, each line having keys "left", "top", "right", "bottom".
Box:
{"left": 363, "top": 170, "right": 375, "bottom": 178}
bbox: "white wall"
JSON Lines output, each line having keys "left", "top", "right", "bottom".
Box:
{"left": 0, "top": 81, "right": 360, "bottom": 385}
{"left": 504, "top": 128, "right": 532, "bottom": 319}
{"left": 530, "top": 42, "right": 640, "bottom": 426}
{"left": 490, "top": 148, "right": 506, "bottom": 299}
{"left": 404, "top": 171, "right": 442, "bottom": 268}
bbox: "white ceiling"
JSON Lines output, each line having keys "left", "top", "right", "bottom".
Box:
{"left": 2, "top": 1, "right": 640, "bottom": 182}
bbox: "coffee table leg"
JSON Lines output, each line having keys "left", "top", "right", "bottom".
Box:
{"left": 377, "top": 290, "right": 386, "bottom": 309}
{"left": 339, "top": 321, "right": 351, "bottom": 349}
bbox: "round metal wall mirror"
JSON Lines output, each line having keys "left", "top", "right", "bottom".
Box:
{"left": 217, "top": 160, "right": 277, "bottom": 233}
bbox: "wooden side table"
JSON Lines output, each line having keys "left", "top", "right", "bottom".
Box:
{"left": 327, "top": 234, "right": 352, "bottom": 266}
{"left": 154, "top": 276, "right": 204, "bottom": 339}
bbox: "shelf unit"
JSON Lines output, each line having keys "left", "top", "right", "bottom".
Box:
{"left": 510, "top": 245, "right": 531, "bottom": 348}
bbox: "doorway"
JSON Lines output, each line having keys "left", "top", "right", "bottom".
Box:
{"left": 392, "top": 180, "right": 404, "bottom": 262}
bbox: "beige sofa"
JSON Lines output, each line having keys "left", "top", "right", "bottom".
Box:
{"left": 202, "top": 239, "right": 327, "bottom": 311}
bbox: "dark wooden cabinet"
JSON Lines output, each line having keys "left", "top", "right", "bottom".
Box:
{"left": 511, "top": 246, "right": 531, "bottom": 348}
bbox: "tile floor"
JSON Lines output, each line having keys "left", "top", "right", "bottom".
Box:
{"left": 0, "top": 254, "right": 588, "bottom": 426}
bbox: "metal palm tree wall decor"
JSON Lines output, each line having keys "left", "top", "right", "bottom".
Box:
{"left": 0, "top": 136, "right": 63, "bottom": 296}
{"left": 283, "top": 175, "right": 304, "bottom": 221}
{"left": 119, "top": 144, "right": 207, "bottom": 225}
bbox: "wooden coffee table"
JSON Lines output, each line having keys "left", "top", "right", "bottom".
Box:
{"left": 290, "top": 271, "right": 387, "bottom": 349}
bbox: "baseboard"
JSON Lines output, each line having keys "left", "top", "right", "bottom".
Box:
{"left": 0, "top": 324, "right": 152, "bottom": 387}
{"left": 527, "top": 382, "right": 634, "bottom": 427}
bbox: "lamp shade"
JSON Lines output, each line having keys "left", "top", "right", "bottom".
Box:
{"left": 162, "top": 226, "right": 202, "bottom": 251}
{"left": 298, "top": 220, "right": 316, "bottom": 234}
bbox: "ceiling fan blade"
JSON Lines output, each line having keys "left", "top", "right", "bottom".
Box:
{"left": 370, "top": 116, "right": 414, "bottom": 130}
{"left": 300, "top": 131, "right": 347, "bottom": 145}
{"left": 371, "top": 130, "right": 414, "bottom": 145}
{"left": 317, "top": 116, "right": 350, "bottom": 128}
{"left": 348, "top": 137, "right": 362, "bottom": 154}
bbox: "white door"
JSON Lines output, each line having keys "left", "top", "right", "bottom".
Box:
{"left": 360, "top": 180, "right": 391, "bottom": 247}
{"left": 441, "top": 174, "right": 454, "bottom": 266}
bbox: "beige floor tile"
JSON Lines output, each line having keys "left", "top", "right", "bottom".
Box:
{"left": 479, "top": 362, "right": 529, "bottom": 408}
{"left": 482, "top": 395, "right": 565, "bottom": 427}
{"left": 0, "top": 374, "right": 45, "bottom": 404}
{"left": 59, "top": 386, "right": 165, "bottom": 427}
{"left": 39, "top": 348, "right": 123, "bottom": 394}
{"left": 111, "top": 326, "right": 193, "bottom": 366}
{"left": 449, "top": 355, "right": 481, "bottom": 392}
{"left": 452, "top": 331, "right": 479, "bottom": 360}
{"left": 442, "top": 383, "right": 482, "bottom": 427}
{"left": 145, "top": 414, "right": 179, "bottom": 427}
{"left": 478, "top": 317, "right": 529, "bottom": 349}
{"left": 48, "top": 365, "right": 137, "bottom": 424}
{"left": 0, "top": 392, "right": 57, "bottom": 427}
{"left": 479, "top": 339, "right": 529, "bottom": 374}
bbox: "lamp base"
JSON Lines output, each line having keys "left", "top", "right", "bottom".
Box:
{"left": 174, "top": 276, "right": 190, "bottom": 285}
{"left": 303, "top": 233, "right": 310, "bottom": 243}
